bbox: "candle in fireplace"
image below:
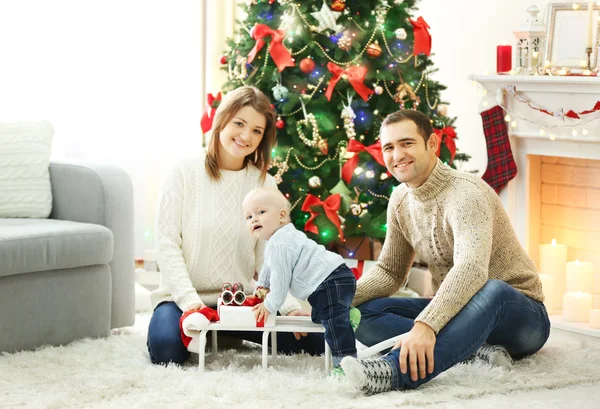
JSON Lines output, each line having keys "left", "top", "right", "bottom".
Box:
{"left": 540, "top": 239, "right": 568, "bottom": 308}
{"left": 587, "top": 2, "right": 594, "bottom": 49}
{"left": 563, "top": 291, "right": 592, "bottom": 322}
{"left": 566, "top": 260, "right": 594, "bottom": 292}
{"left": 496, "top": 45, "right": 512, "bottom": 74}
{"left": 539, "top": 273, "right": 556, "bottom": 313}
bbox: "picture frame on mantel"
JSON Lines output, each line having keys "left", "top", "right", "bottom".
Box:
{"left": 545, "top": 2, "right": 600, "bottom": 68}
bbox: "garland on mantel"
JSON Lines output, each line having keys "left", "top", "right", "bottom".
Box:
{"left": 505, "top": 85, "right": 600, "bottom": 120}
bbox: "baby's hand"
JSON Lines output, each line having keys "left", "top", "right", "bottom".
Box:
{"left": 252, "top": 302, "right": 270, "bottom": 323}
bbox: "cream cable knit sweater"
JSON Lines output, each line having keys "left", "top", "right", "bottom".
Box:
{"left": 353, "top": 159, "right": 544, "bottom": 333}
{"left": 151, "top": 152, "right": 301, "bottom": 315}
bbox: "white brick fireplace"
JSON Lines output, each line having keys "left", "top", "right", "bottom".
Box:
{"left": 471, "top": 75, "right": 600, "bottom": 337}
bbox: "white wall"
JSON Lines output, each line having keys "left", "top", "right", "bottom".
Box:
{"left": 418, "top": 0, "right": 554, "bottom": 174}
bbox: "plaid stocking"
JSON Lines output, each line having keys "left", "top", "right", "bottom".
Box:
{"left": 481, "top": 105, "right": 517, "bottom": 193}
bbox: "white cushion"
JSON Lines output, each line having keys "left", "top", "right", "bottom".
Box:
{"left": 0, "top": 121, "right": 53, "bottom": 218}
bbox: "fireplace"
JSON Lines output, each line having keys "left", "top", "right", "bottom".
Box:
{"left": 471, "top": 74, "right": 600, "bottom": 337}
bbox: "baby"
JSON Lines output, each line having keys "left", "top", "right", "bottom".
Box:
{"left": 242, "top": 187, "right": 360, "bottom": 373}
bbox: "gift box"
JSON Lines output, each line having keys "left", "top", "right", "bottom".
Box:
{"left": 217, "top": 298, "right": 276, "bottom": 327}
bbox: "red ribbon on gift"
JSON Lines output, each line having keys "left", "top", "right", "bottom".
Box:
{"left": 434, "top": 126, "right": 457, "bottom": 163}
{"left": 200, "top": 92, "right": 222, "bottom": 134}
{"left": 325, "top": 62, "right": 374, "bottom": 102}
{"left": 409, "top": 17, "right": 432, "bottom": 56}
{"left": 342, "top": 139, "right": 387, "bottom": 184}
{"left": 301, "top": 193, "right": 344, "bottom": 241}
{"left": 247, "top": 24, "right": 295, "bottom": 72}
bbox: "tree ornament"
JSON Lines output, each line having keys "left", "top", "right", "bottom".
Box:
{"left": 330, "top": 0, "right": 346, "bottom": 12}
{"left": 311, "top": 1, "right": 343, "bottom": 33}
{"left": 374, "top": 85, "right": 384, "bottom": 95}
{"left": 341, "top": 104, "right": 356, "bottom": 139}
{"left": 437, "top": 103, "right": 448, "bottom": 116}
{"left": 350, "top": 203, "right": 363, "bottom": 216}
{"left": 393, "top": 82, "right": 419, "bottom": 108}
{"left": 272, "top": 84, "right": 289, "bottom": 100}
{"left": 337, "top": 31, "right": 352, "bottom": 51}
{"left": 219, "top": 55, "right": 227, "bottom": 64}
{"left": 297, "top": 113, "right": 327, "bottom": 154}
{"left": 395, "top": 28, "right": 407, "bottom": 40}
{"left": 365, "top": 170, "right": 375, "bottom": 178}
{"left": 308, "top": 176, "right": 322, "bottom": 188}
{"left": 300, "top": 57, "right": 316, "bottom": 73}
{"left": 329, "top": 180, "right": 352, "bottom": 212}
{"left": 276, "top": 118, "right": 285, "bottom": 129}
{"left": 274, "top": 174, "right": 283, "bottom": 184}
{"left": 317, "top": 139, "right": 329, "bottom": 155}
{"left": 366, "top": 41, "right": 382, "bottom": 58}
{"left": 380, "top": 173, "right": 389, "bottom": 180}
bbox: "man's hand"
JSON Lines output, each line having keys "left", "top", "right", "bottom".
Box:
{"left": 393, "top": 322, "right": 436, "bottom": 381}
{"left": 252, "top": 302, "right": 271, "bottom": 323}
{"left": 286, "top": 309, "right": 309, "bottom": 340}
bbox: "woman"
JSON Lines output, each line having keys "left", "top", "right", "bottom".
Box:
{"left": 147, "top": 86, "right": 324, "bottom": 365}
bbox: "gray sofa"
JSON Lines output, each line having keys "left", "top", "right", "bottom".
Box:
{"left": 0, "top": 161, "right": 135, "bottom": 353}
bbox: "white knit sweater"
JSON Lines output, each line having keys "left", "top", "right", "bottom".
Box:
{"left": 151, "top": 152, "right": 301, "bottom": 315}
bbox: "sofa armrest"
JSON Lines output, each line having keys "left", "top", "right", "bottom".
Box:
{"left": 49, "top": 161, "right": 135, "bottom": 328}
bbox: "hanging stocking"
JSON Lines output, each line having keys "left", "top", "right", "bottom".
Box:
{"left": 481, "top": 105, "right": 517, "bottom": 193}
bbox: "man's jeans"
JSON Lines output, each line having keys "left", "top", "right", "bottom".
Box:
{"left": 355, "top": 280, "right": 551, "bottom": 390}
{"left": 308, "top": 264, "right": 357, "bottom": 367}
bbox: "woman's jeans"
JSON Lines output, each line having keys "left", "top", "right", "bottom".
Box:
{"left": 147, "top": 302, "right": 325, "bottom": 365}
{"left": 355, "top": 280, "right": 551, "bottom": 390}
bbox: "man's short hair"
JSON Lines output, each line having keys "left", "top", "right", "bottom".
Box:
{"left": 380, "top": 110, "right": 434, "bottom": 144}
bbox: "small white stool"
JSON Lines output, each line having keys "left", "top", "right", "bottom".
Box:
{"left": 191, "top": 316, "right": 331, "bottom": 372}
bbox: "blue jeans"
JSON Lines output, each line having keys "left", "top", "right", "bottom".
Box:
{"left": 355, "top": 280, "right": 550, "bottom": 390}
{"left": 307, "top": 264, "right": 357, "bottom": 367}
{"left": 147, "top": 302, "right": 325, "bottom": 365}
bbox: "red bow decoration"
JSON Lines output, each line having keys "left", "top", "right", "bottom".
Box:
{"left": 409, "top": 17, "right": 432, "bottom": 56}
{"left": 247, "top": 24, "right": 294, "bottom": 72}
{"left": 301, "top": 194, "right": 344, "bottom": 241}
{"left": 342, "top": 139, "right": 387, "bottom": 184}
{"left": 434, "top": 126, "right": 458, "bottom": 163}
{"left": 350, "top": 260, "right": 365, "bottom": 280}
{"left": 325, "top": 62, "right": 374, "bottom": 102}
{"left": 200, "top": 92, "right": 222, "bottom": 134}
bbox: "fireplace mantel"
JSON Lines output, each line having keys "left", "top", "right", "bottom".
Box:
{"left": 470, "top": 74, "right": 600, "bottom": 338}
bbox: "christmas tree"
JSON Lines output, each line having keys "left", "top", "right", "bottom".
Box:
{"left": 216, "top": 0, "right": 470, "bottom": 250}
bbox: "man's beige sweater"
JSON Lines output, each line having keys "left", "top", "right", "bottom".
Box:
{"left": 353, "top": 159, "right": 544, "bottom": 334}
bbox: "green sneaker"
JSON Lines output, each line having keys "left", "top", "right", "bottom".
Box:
{"left": 349, "top": 307, "right": 361, "bottom": 332}
{"left": 329, "top": 366, "right": 345, "bottom": 378}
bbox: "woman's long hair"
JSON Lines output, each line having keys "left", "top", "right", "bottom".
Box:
{"left": 205, "top": 86, "right": 276, "bottom": 182}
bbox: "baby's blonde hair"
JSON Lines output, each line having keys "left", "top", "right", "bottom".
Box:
{"left": 243, "top": 187, "right": 291, "bottom": 223}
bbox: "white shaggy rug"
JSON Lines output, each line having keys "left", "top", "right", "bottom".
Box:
{"left": 2, "top": 313, "right": 600, "bottom": 409}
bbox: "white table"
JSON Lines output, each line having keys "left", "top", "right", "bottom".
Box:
{"left": 192, "top": 316, "right": 331, "bottom": 372}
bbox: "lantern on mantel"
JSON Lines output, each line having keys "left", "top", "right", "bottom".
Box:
{"left": 513, "top": 5, "right": 546, "bottom": 74}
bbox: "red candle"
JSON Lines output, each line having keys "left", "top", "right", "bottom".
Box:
{"left": 497, "top": 45, "right": 512, "bottom": 74}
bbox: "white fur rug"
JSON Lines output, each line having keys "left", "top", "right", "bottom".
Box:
{"left": 2, "top": 313, "right": 600, "bottom": 409}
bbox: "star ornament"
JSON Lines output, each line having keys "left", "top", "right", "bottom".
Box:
{"left": 311, "top": 1, "right": 342, "bottom": 33}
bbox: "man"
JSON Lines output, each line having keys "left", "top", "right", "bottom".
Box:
{"left": 341, "top": 110, "right": 550, "bottom": 395}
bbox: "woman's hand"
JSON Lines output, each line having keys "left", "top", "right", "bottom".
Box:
{"left": 286, "top": 309, "right": 310, "bottom": 340}
{"left": 186, "top": 304, "right": 206, "bottom": 313}
{"left": 393, "top": 322, "right": 436, "bottom": 381}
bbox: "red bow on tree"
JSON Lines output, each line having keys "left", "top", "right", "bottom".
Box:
{"left": 409, "top": 17, "right": 432, "bottom": 56}
{"left": 200, "top": 92, "right": 222, "bottom": 134}
{"left": 247, "top": 24, "right": 295, "bottom": 72}
{"left": 301, "top": 193, "right": 344, "bottom": 241}
{"left": 325, "top": 62, "right": 374, "bottom": 102}
{"left": 342, "top": 139, "right": 387, "bottom": 183}
{"left": 434, "top": 126, "right": 457, "bottom": 163}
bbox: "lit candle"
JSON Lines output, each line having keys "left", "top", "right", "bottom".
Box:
{"left": 594, "top": 294, "right": 600, "bottom": 309}
{"left": 563, "top": 291, "right": 593, "bottom": 322}
{"left": 538, "top": 274, "right": 556, "bottom": 313}
{"left": 540, "top": 239, "right": 568, "bottom": 308}
{"left": 587, "top": 2, "right": 594, "bottom": 49}
{"left": 594, "top": 272, "right": 600, "bottom": 293}
{"left": 590, "top": 309, "right": 600, "bottom": 329}
{"left": 566, "top": 260, "right": 594, "bottom": 292}
{"left": 497, "top": 45, "right": 512, "bottom": 74}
